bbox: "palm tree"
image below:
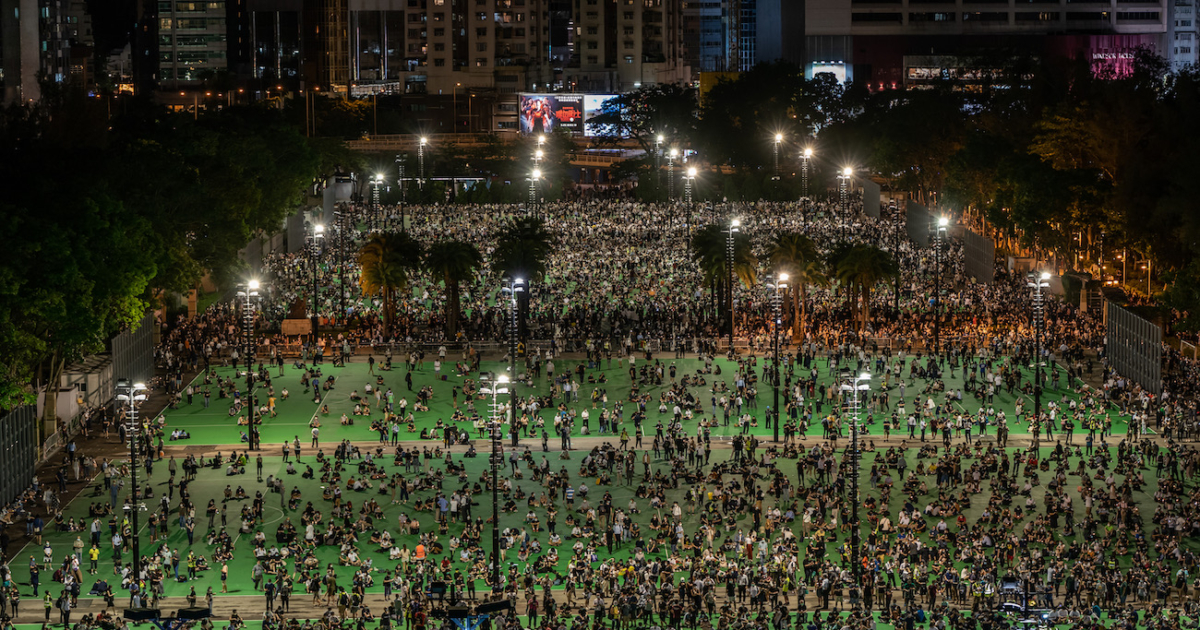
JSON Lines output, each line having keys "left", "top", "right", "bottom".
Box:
{"left": 492, "top": 217, "right": 553, "bottom": 335}
{"left": 492, "top": 216, "right": 553, "bottom": 282}
{"left": 425, "top": 241, "right": 483, "bottom": 340}
{"left": 359, "top": 232, "right": 422, "bottom": 334}
{"left": 768, "top": 232, "right": 825, "bottom": 342}
{"left": 691, "top": 223, "right": 757, "bottom": 325}
{"left": 834, "top": 244, "right": 899, "bottom": 332}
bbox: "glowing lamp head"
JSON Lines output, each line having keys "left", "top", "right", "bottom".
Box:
{"left": 804, "top": 148, "right": 813, "bottom": 158}
{"left": 1040, "top": 272, "right": 1051, "bottom": 280}
{"left": 669, "top": 148, "right": 678, "bottom": 158}
{"left": 248, "top": 280, "right": 261, "bottom": 291}
{"left": 535, "top": 150, "right": 544, "bottom": 159}
{"left": 774, "top": 133, "right": 783, "bottom": 142}
{"left": 532, "top": 169, "right": 541, "bottom": 179}
{"left": 842, "top": 167, "right": 853, "bottom": 177}
{"left": 420, "top": 137, "right": 428, "bottom": 145}
{"left": 687, "top": 167, "right": 697, "bottom": 177}
{"left": 314, "top": 224, "right": 325, "bottom": 235}
{"left": 731, "top": 218, "right": 741, "bottom": 228}
{"left": 778, "top": 272, "right": 789, "bottom": 282}
{"left": 938, "top": 217, "right": 949, "bottom": 227}
{"left": 656, "top": 134, "right": 664, "bottom": 142}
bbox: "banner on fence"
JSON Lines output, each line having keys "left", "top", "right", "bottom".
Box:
{"left": 906, "top": 201, "right": 930, "bottom": 247}
{"left": 963, "top": 229, "right": 996, "bottom": 283}
{"left": 1105, "top": 301, "right": 1162, "bottom": 395}
{"left": 282, "top": 319, "right": 314, "bottom": 336}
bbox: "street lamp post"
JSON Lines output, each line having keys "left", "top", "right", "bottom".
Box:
{"left": 115, "top": 380, "right": 148, "bottom": 583}
{"left": 418, "top": 137, "right": 427, "bottom": 190}
{"left": 837, "top": 167, "right": 853, "bottom": 241}
{"left": 481, "top": 373, "right": 509, "bottom": 596}
{"left": 726, "top": 218, "right": 741, "bottom": 348}
{"left": 934, "top": 216, "right": 949, "bottom": 357}
{"left": 773, "top": 133, "right": 783, "bottom": 181}
{"left": 238, "top": 280, "right": 261, "bottom": 450}
{"left": 1028, "top": 271, "right": 1050, "bottom": 428}
{"left": 684, "top": 167, "right": 696, "bottom": 205}
{"left": 309, "top": 224, "right": 324, "bottom": 336}
{"left": 771, "top": 273, "right": 789, "bottom": 443}
{"left": 506, "top": 277, "right": 526, "bottom": 447}
{"left": 667, "top": 148, "right": 678, "bottom": 202}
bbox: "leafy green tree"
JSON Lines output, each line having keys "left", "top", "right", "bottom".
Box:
{"left": 586, "top": 84, "right": 699, "bottom": 154}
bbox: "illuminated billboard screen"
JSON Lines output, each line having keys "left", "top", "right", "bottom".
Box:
{"left": 583, "top": 94, "right": 618, "bottom": 137}
{"left": 520, "top": 93, "right": 620, "bottom": 137}
{"left": 520, "top": 94, "right": 584, "bottom": 134}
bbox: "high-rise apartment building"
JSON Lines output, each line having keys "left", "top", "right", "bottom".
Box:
{"left": 1169, "top": 0, "right": 1197, "bottom": 69}
{"left": 801, "top": 0, "right": 1174, "bottom": 87}
{"left": 562, "top": 0, "right": 689, "bottom": 91}
{"left": 157, "top": 0, "right": 250, "bottom": 85}
{"left": 681, "top": 0, "right": 728, "bottom": 72}
{"left": 1, "top": 0, "right": 95, "bottom": 103}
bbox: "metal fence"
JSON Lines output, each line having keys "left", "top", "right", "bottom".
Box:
{"left": 963, "top": 228, "right": 996, "bottom": 283}
{"left": 0, "top": 405, "right": 38, "bottom": 506}
{"left": 906, "top": 201, "right": 931, "bottom": 247}
{"left": 1106, "top": 301, "right": 1162, "bottom": 394}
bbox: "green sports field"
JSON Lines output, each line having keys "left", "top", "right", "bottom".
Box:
{"left": 154, "top": 353, "right": 1129, "bottom": 449}
{"left": 12, "top": 437, "right": 1171, "bottom": 605}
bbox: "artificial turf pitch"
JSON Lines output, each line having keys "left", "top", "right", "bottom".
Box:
{"left": 155, "top": 354, "right": 1128, "bottom": 449}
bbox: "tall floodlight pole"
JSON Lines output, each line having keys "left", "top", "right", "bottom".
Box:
{"left": 1028, "top": 271, "right": 1050, "bottom": 428}
{"left": 841, "top": 372, "right": 871, "bottom": 605}
{"left": 334, "top": 211, "right": 347, "bottom": 325}
{"left": 528, "top": 169, "right": 541, "bottom": 215}
{"left": 481, "top": 373, "right": 509, "bottom": 596}
{"left": 837, "top": 167, "right": 853, "bottom": 241}
{"left": 934, "top": 217, "right": 949, "bottom": 357}
{"left": 506, "top": 277, "right": 526, "bottom": 447}
{"left": 418, "top": 137, "right": 427, "bottom": 190}
{"left": 771, "top": 273, "right": 789, "bottom": 442}
{"left": 310, "top": 224, "right": 324, "bottom": 335}
{"left": 772, "top": 133, "right": 782, "bottom": 181}
{"left": 396, "top": 154, "right": 408, "bottom": 231}
{"left": 801, "top": 148, "right": 812, "bottom": 226}
{"left": 726, "top": 218, "right": 741, "bottom": 348}
{"left": 115, "top": 380, "right": 148, "bottom": 582}
{"left": 667, "top": 148, "right": 678, "bottom": 202}
{"left": 239, "top": 280, "right": 261, "bottom": 449}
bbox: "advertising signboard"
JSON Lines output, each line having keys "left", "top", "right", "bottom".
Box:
{"left": 583, "top": 94, "right": 618, "bottom": 136}
{"left": 520, "top": 94, "right": 584, "bottom": 134}
{"left": 520, "top": 93, "right": 620, "bottom": 136}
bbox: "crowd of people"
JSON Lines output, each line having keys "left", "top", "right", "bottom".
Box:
{"left": 3, "top": 195, "right": 1200, "bottom": 630}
